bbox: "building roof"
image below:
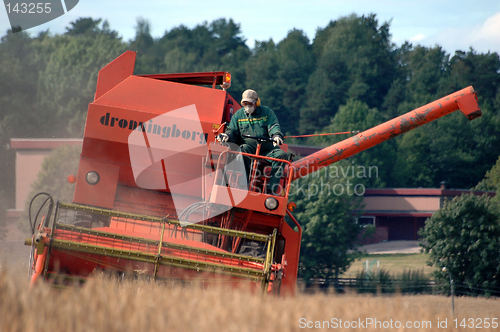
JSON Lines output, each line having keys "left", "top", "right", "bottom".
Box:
{"left": 362, "top": 187, "right": 495, "bottom": 218}
{"left": 10, "top": 138, "right": 83, "bottom": 150}
{"left": 364, "top": 188, "right": 495, "bottom": 197}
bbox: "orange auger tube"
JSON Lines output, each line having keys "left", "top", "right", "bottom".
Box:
{"left": 30, "top": 246, "right": 47, "bottom": 288}
{"left": 290, "top": 86, "right": 482, "bottom": 181}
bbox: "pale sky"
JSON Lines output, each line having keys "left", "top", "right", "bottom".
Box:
{"left": 1, "top": 0, "right": 500, "bottom": 55}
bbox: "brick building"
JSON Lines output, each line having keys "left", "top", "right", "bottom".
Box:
{"left": 359, "top": 187, "right": 495, "bottom": 243}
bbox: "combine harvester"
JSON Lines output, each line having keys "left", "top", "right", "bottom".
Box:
{"left": 26, "top": 51, "right": 482, "bottom": 295}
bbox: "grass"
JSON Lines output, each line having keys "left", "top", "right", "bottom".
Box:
{"left": 1, "top": 267, "right": 500, "bottom": 332}
{"left": 342, "top": 253, "right": 432, "bottom": 278}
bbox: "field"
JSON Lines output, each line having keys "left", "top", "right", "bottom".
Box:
{"left": 343, "top": 253, "right": 432, "bottom": 278}
{"left": 1, "top": 267, "right": 499, "bottom": 332}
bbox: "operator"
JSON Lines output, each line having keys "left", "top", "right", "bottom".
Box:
{"left": 217, "top": 89, "right": 287, "bottom": 196}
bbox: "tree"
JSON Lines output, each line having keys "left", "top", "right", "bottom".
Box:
{"left": 158, "top": 18, "right": 250, "bottom": 90}
{"left": 404, "top": 45, "right": 450, "bottom": 104}
{"left": 299, "top": 14, "right": 396, "bottom": 133}
{"left": 244, "top": 40, "right": 281, "bottom": 108}
{"left": 382, "top": 43, "right": 450, "bottom": 119}
{"left": 209, "top": 18, "right": 247, "bottom": 58}
{"left": 310, "top": 99, "right": 397, "bottom": 187}
{"left": 0, "top": 29, "right": 42, "bottom": 208}
{"left": 386, "top": 43, "right": 500, "bottom": 189}
{"left": 66, "top": 17, "right": 105, "bottom": 36}
{"left": 474, "top": 156, "right": 500, "bottom": 209}
{"left": 275, "top": 29, "right": 315, "bottom": 134}
{"left": 129, "top": 18, "right": 158, "bottom": 74}
{"left": 419, "top": 194, "right": 500, "bottom": 296}
{"left": 291, "top": 162, "right": 365, "bottom": 287}
{"left": 0, "top": 29, "right": 42, "bottom": 135}
{"left": 391, "top": 102, "right": 500, "bottom": 189}
{"left": 442, "top": 49, "right": 500, "bottom": 105}
{"left": 392, "top": 129, "right": 435, "bottom": 187}
{"left": 21, "top": 145, "right": 81, "bottom": 233}
{"left": 475, "top": 156, "right": 500, "bottom": 191}
{"left": 37, "top": 25, "right": 126, "bottom": 137}
{"left": 211, "top": 19, "right": 250, "bottom": 97}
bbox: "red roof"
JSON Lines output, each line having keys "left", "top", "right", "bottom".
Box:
{"left": 364, "top": 188, "right": 495, "bottom": 197}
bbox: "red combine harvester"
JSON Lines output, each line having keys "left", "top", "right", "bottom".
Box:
{"left": 26, "top": 51, "right": 482, "bottom": 294}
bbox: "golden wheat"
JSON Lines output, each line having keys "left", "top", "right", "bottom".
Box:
{"left": 0, "top": 267, "right": 499, "bottom": 332}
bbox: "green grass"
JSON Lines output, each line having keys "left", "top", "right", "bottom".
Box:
{"left": 342, "top": 253, "right": 432, "bottom": 278}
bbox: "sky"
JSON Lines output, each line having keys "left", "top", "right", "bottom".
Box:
{"left": 1, "top": 0, "right": 500, "bottom": 55}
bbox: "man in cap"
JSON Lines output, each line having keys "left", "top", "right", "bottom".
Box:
{"left": 217, "top": 89, "right": 287, "bottom": 195}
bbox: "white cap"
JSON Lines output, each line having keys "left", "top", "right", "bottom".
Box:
{"left": 241, "top": 89, "right": 258, "bottom": 103}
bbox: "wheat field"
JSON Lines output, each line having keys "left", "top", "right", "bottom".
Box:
{"left": 1, "top": 267, "right": 499, "bottom": 332}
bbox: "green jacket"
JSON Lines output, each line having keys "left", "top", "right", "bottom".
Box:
{"left": 226, "top": 105, "right": 284, "bottom": 150}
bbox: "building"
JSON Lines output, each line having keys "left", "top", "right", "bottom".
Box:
{"left": 359, "top": 186, "right": 495, "bottom": 243}
{"left": 6, "top": 138, "right": 83, "bottom": 221}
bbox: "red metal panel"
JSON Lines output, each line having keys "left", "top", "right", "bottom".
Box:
{"left": 92, "top": 75, "right": 227, "bottom": 124}
{"left": 279, "top": 211, "right": 302, "bottom": 295}
{"left": 73, "top": 158, "right": 120, "bottom": 208}
{"left": 139, "top": 71, "right": 229, "bottom": 86}
{"left": 94, "top": 51, "right": 136, "bottom": 100}
{"left": 209, "top": 185, "right": 288, "bottom": 217}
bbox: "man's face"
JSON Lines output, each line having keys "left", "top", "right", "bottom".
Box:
{"left": 242, "top": 101, "right": 256, "bottom": 114}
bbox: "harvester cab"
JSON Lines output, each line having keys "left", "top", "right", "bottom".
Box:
{"left": 26, "top": 51, "right": 482, "bottom": 295}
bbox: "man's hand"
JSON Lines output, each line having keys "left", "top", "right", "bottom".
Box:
{"left": 217, "top": 133, "right": 229, "bottom": 142}
{"left": 272, "top": 135, "right": 283, "bottom": 147}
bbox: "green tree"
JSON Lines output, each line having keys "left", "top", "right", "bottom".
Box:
{"left": 392, "top": 129, "right": 434, "bottom": 187}
{"left": 244, "top": 40, "right": 281, "bottom": 110}
{"left": 129, "top": 18, "right": 158, "bottom": 74}
{"left": 442, "top": 49, "right": 500, "bottom": 105}
{"left": 0, "top": 29, "right": 42, "bottom": 208}
{"left": 275, "top": 29, "right": 315, "bottom": 134}
{"left": 383, "top": 44, "right": 450, "bottom": 118}
{"left": 158, "top": 18, "right": 249, "bottom": 78}
{"left": 65, "top": 17, "right": 118, "bottom": 39}
{"left": 299, "top": 14, "right": 396, "bottom": 133}
{"left": 291, "top": 162, "right": 365, "bottom": 287}
{"left": 211, "top": 19, "right": 250, "bottom": 97}
{"left": 159, "top": 25, "right": 207, "bottom": 73}
{"left": 209, "top": 18, "right": 247, "bottom": 58}
{"left": 393, "top": 103, "right": 500, "bottom": 189}
{"left": 21, "top": 145, "right": 81, "bottom": 233}
{"left": 37, "top": 24, "right": 126, "bottom": 137}
{"left": 385, "top": 43, "right": 500, "bottom": 189}
{"left": 420, "top": 194, "right": 500, "bottom": 296}
{"left": 475, "top": 156, "right": 500, "bottom": 191}
{"left": 405, "top": 45, "right": 449, "bottom": 103}
{"left": 0, "top": 29, "right": 45, "bottom": 138}
{"left": 310, "top": 99, "right": 397, "bottom": 187}
{"left": 474, "top": 156, "right": 500, "bottom": 209}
